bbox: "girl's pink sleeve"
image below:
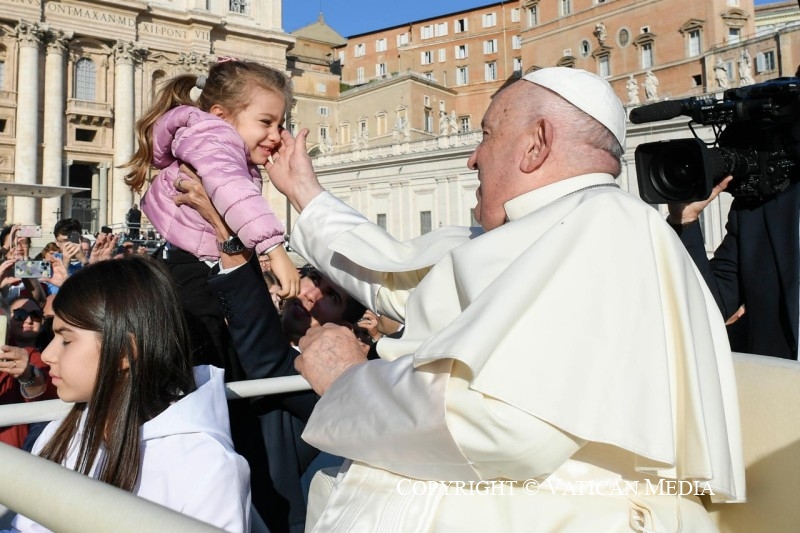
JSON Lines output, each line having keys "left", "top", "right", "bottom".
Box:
{"left": 172, "top": 118, "right": 285, "bottom": 251}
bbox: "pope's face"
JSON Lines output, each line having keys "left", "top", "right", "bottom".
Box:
{"left": 467, "top": 82, "right": 529, "bottom": 231}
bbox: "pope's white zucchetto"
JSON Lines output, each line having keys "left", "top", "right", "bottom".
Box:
{"left": 522, "top": 67, "right": 626, "bottom": 150}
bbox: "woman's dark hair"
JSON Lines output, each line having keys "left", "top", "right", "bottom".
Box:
{"left": 38, "top": 256, "right": 196, "bottom": 492}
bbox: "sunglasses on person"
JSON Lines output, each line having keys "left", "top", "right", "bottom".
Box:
{"left": 12, "top": 309, "right": 43, "bottom": 322}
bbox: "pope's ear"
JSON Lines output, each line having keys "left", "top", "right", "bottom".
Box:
{"left": 520, "top": 119, "right": 552, "bottom": 173}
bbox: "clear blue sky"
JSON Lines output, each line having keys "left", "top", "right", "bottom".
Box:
{"left": 284, "top": 0, "right": 785, "bottom": 37}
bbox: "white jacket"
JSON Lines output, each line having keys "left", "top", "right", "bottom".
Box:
{"left": 12, "top": 365, "right": 251, "bottom": 533}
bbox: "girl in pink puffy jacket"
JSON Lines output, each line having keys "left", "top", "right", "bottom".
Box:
{"left": 124, "top": 59, "right": 300, "bottom": 302}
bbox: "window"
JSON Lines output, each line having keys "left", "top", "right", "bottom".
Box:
{"left": 356, "top": 67, "right": 365, "bottom": 83}
{"left": 455, "top": 44, "right": 468, "bottom": 59}
{"left": 316, "top": 82, "right": 326, "bottom": 94}
{"left": 228, "top": 0, "right": 247, "bottom": 14}
{"left": 319, "top": 126, "right": 329, "bottom": 142}
{"left": 338, "top": 51, "right": 345, "bottom": 65}
{"left": 513, "top": 57, "right": 522, "bottom": 73}
{"left": 0, "top": 61, "right": 5, "bottom": 89}
{"left": 377, "top": 214, "right": 387, "bottom": 229}
{"left": 290, "top": 122, "right": 298, "bottom": 135}
{"left": 460, "top": 116, "right": 470, "bottom": 133}
{"left": 421, "top": 25, "right": 434, "bottom": 39}
{"left": 376, "top": 113, "right": 387, "bottom": 135}
{"left": 439, "top": 48, "right": 446, "bottom": 62}
{"left": 424, "top": 95, "right": 431, "bottom": 107}
{"left": 354, "top": 43, "right": 366, "bottom": 57}
{"left": 485, "top": 61, "right": 497, "bottom": 81}
{"left": 318, "top": 106, "right": 329, "bottom": 117}
{"left": 435, "top": 23, "right": 448, "bottom": 37}
{"left": 727, "top": 0, "right": 739, "bottom": 5}
{"left": 424, "top": 109, "right": 433, "bottom": 133}
{"left": 375, "top": 38, "right": 387, "bottom": 52}
{"left": 457, "top": 66, "right": 469, "bottom": 85}
{"left": 560, "top": 0, "right": 572, "bottom": 16}
{"left": 580, "top": 40, "right": 590, "bottom": 57}
{"left": 340, "top": 123, "right": 350, "bottom": 145}
{"left": 528, "top": 5, "right": 539, "bottom": 26}
{"left": 455, "top": 18, "right": 468, "bottom": 33}
{"left": 598, "top": 55, "right": 610, "bottom": 78}
{"left": 75, "top": 128, "right": 96, "bottom": 142}
{"left": 728, "top": 28, "right": 741, "bottom": 44}
{"left": 688, "top": 30, "right": 701, "bottom": 57}
{"left": 421, "top": 51, "right": 433, "bottom": 65}
{"left": 641, "top": 43, "right": 653, "bottom": 69}
{"left": 420, "top": 211, "right": 432, "bottom": 234}
{"left": 756, "top": 50, "right": 776, "bottom": 73}
{"left": 397, "top": 33, "right": 409, "bottom": 46}
{"left": 484, "top": 39, "right": 498, "bottom": 54}
{"left": 439, "top": 100, "right": 446, "bottom": 112}
{"left": 376, "top": 63, "right": 387, "bottom": 76}
{"left": 482, "top": 13, "right": 497, "bottom": 28}
{"left": 512, "top": 35, "right": 522, "bottom": 50}
{"left": 75, "top": 58, "right": 96, "bottom": 101}
{"left": 511, "top": 8, "right": 521, "bottom": 22}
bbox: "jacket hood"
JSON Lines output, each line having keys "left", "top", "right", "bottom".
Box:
{"left": 140, "top": 365, "right": 233, "bottom": 446}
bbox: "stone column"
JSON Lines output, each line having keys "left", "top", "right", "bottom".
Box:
{"left": 98, "top": 162, "right": 109, "bottom": 228}
{"left": 61, "top": 159, "right": 73, "bottom": 218}
{"left": 111, "top": 41, "right": 144, "bottom": 226}
{"left": 42, "top": 29, "right": 72, "bottom": 233}
{"left": 12, "top": 21, "right": 44, "bottom": 224}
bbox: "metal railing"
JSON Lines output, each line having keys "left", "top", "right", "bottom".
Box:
{"left": 0, "top": 374, "right": 311, "bottom": 531}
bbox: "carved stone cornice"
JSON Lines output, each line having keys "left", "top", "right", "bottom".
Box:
{"left": 176, "top": 51, "right": 212, "bottom": 74}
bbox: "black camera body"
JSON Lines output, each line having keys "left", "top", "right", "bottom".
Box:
{"left": 632, "top": 77, "right": 800, "bottom": 204}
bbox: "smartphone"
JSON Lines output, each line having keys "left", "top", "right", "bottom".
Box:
{"left": 14, "top": 260, "right": 53, "bottom": 279}
{"left": 18, "top": 225, "right": 42, "bottom": 238}
{"left": 0, "top": 315, "right": 6, "bottom": 344}
{"left": 68, "top": 231, "right": 82, "bottom": 244}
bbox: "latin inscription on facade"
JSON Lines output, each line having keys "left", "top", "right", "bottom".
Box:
{"left": 139, "top": 22, "right": 188, "bottom": 40}
{"left": 45, "top": 2, "right": 136, "bottom": 27}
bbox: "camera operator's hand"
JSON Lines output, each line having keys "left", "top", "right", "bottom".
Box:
{"left": 668, "top": 176, "right": 733, "bottom": 225}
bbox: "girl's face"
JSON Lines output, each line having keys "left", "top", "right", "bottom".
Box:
{"left": 42, "top": 316, "right": 102, "bottom": 403}
{"left": 225, "top": 87, "right": 286, "bottom": 166}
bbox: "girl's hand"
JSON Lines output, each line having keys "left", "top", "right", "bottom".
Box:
{"left": 267, "top": 246, "right": 300, "bottom": 299}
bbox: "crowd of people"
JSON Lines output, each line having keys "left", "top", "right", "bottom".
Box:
{"left": 2, "top": 58, "right": 783, "bottom": 532}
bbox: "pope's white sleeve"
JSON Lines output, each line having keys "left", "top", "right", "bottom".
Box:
{"left": 302, "top": 356, "right": 584, "bottom": 482}
{"left": 291, "top": 192, "right": 381, "bottom": 309}
{"left": 290, "top": 192, "right": 425, "bottom": 321}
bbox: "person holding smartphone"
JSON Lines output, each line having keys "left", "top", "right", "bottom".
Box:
{"left": 52, "top": 218, "right": 87, "bottom": 276}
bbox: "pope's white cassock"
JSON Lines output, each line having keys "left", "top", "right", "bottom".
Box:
{"left": 290, "top": 172, "right": 746, "bottom": 532}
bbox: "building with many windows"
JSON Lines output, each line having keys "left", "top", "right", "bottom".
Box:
{"left": 0, "top": 0, "right": 798, "bottom": 249}
{"left": 0, "top": 0, "right": 290, "bottom": 235}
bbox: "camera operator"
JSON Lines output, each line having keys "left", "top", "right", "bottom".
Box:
{"left": 668, "top": 175, "right": 800, "bottom": 360}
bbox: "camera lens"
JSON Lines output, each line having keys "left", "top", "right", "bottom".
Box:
{"left": 651, "top": 147, "right": 704, "bottom": 197}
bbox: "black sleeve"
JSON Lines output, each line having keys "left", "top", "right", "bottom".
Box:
{"left": 209, "top": 256, "right": 319, "bottom": 420}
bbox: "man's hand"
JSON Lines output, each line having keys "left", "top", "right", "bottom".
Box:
{"left": 668, "top": 176, "right": 733, "bottom": 225}
{"left": 173, "top": 165, "right": 226, "bottom": 229}
{"left": 295, "top": 323, "right": 368, "bottom": 395}
{"left": 264, "top": 129, "right": 324, "bottom": 213}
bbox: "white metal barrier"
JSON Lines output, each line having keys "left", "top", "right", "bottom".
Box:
{"left": 0, "top": 374, "right": 312, "bottom": 532}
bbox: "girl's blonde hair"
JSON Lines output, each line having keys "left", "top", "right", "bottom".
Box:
{"left": 124, "top": 59, "right": 293, "bottom": 193}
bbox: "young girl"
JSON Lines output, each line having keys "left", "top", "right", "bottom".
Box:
{"left": 124, "top": 59, "right": 299, "bottom": 373}
{"left": 10, "top": 257, "right": 251, "bottom": 532}
{"left": 124, "top": 58, "right": 299, "bottom": 297}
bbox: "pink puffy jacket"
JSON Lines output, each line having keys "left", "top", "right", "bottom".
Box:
{"left": 141, "top": 105, "right": 285, "bottom": 260}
